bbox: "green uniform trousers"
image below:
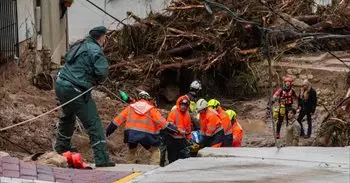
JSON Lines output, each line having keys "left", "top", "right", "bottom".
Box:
{"left": 54, "top": 77, "right": 110, "bottom": 165}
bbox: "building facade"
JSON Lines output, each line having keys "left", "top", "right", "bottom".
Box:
{"left": 0, "top": 0, "right": 68, "bottom": 65}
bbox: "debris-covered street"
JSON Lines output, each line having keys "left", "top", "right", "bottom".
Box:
{"left": 1, "top": 0, "right": 350, "bottom": 182}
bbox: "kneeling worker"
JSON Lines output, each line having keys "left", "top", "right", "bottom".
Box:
{"left": 208, "top": 99, "right": 232, "bottom": 147}
{"left": 226, "top": 110, "right": 243, "bottom": 147}
{"left": 164, "top": 95, "right": 192, "bottom": 163}
{"left": 105, "top": 91, "right": 181, "bottom": 164}
{"left": 196, "top": 99, "right": 224, "bottom": 148}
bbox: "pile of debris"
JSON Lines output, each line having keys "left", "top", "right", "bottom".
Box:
{"left": 315, "top": 92, "right": 350, "bottom": 147}
{"left": 103, "top": 0, "right": 350, "bottom": 99}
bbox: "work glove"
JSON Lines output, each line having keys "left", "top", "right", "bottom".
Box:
{"left": 189, "top": 142, "right": 201, "bottom": 153}
{"left": 105, "top": 122, "right": 118, "bottom": 137}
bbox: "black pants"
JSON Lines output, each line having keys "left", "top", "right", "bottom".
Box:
{"left": 276, "top": 105, "right": 292, "bottom": 135}
{"left": 167, "top": 146, "right": 190, "bottom": 164}
{"left": 159, "top": 141, "right": 167, "bottom": 167}
{"left": 297, "top": 109, "right": 312, "bottom": 136}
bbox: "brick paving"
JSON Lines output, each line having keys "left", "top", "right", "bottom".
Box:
{"left": 0, "top": 156, "right": 131, "bottom": 183}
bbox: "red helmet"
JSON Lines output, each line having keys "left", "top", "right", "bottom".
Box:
{"left": 62, "top": 151, "right": 91, "bottom": 169}
{"left": 284, "top": 77, "right": 293, "bottom": 83}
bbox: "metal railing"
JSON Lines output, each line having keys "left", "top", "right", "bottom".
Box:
{"left": 0, "top": 0, "right": 19, "bottom": 64}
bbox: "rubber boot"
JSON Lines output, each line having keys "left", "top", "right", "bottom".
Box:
{"left": 149, "top": 147, "right": 160, "bottom": 164}
{"left": 126, "top": 148, "right": 138, "bottom": 164}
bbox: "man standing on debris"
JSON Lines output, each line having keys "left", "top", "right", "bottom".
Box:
{"left": 164, "top": 95, "right": 192, "bottom": 164}
{"left": 207, "top": 99, "right": 233, "bottom": 147}
{"left": 55, "top": 26, "right": 115, "bottom": 167}
{"left": 270, "top": 76, "right": 298, "bottom": 139}
{"left": 105, "top": 91, "right": 182, "bottom": 164}
{"left": 297, "top": 79, "right": 317, "bottom": 138}
{"left": 196, "top": 99, "right": 224, "bottom": 148}
{"left": 285, "top": 109, "right": 301, "bottom": 146}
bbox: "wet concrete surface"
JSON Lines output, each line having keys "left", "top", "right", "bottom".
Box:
{"left": 133, "top": 147, "right": 350, "bottom": 183}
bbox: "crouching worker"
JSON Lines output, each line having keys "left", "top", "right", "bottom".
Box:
{"left": 285, "top": 109, "right": 301, "bottom": 146}
{"left": 196, "top": 99, "right": 224, "bottom": 148}
{"left": 226, "top": 110, "right": 243, "bottom": 147}
{"left": 105, "top": 91, "right": 181, "bottom": 164}
{"left": 208, "top": 99, "right": 232, "bottom": 147}
{"left": 164, "top": 95, "right": 192, "bottom": 164}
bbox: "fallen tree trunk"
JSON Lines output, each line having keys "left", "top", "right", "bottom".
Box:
{"left": 295, "top": 15, "right": 321, "bottom": 25}
{"left": 304, "top": 21, "right": 333, "bottom": 32}
{"left": 157, "top": 59, "right": 199, "bottom": 71}
{"left": 166, "top": 5, "right": 204, "bottom": 11}
{"left": 159, "top": 42, "right": 202, "bottom": 57}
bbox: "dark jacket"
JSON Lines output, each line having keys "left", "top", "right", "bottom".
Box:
{"left": 58, "top": 36, "right": 109, "bottom": 90}
{"left": 298, "top": 87, "right": 317, "bottom": 113}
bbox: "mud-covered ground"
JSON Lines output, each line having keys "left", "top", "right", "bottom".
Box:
{"left": 0, "top": 61, "right": 325, "bottom": 165}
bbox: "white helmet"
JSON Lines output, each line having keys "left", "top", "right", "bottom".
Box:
{"left": 196, "top": 98, "right": 208, "bottom": 112}
{"left": 190, "top": 80, "right": 202, "bottom": 91}
{"left": 138, "top": 91, "right": 151, "bottom": 100}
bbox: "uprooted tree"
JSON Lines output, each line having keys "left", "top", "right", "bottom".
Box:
{"left": 102, "top": 0, "right": 350, "bottom": 100}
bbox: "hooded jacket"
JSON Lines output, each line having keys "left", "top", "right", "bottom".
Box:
{"left": 113, "top": 99, "right": 168, "bottom": 146}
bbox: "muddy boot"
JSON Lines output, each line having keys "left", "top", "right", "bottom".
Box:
{"left": 149, "top": 147, "right": 160, "bottom": 164}
{"left": 126, "top": 148, "right": 138, "bottom": 164}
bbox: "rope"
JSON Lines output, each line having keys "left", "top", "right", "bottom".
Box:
{"left": 85, "top": 0, "right": 126, "bottom": 26}
{"left": 0, "top": 87, "right": 94, "bottom": 132}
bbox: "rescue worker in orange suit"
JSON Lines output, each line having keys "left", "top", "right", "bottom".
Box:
{"left": 164, "top": 95, "right": 192, "bottom": 163}
{"left": 226, "top": 110, "right": 243, "bottom": 147}
{"left": 196, "top": 99, "right": 224, "bottom": 148}
{"left": 105, "top": 91, "right": 182, "bottom": 164}
{"left": 270, "top": 77, "right": 297, "bottom": 139}
{"left": 207, "top": 99, "right": 232, "bottom": 147}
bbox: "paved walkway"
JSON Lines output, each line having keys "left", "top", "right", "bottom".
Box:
{"left": 0, "top": 156, "right": 131, "bottom": 183}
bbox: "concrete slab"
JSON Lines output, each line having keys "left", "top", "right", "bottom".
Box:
{"left": 198, "top": 147, "right": 350, "bottom": 165}
{"left": 94, "top": 164, "right": 159, "bottom": 173}
{"left": 134, "top": 147, "right": 350, "bottom": 183}
{"left": 133, "top": 157, "right": 349, "bottom": 183}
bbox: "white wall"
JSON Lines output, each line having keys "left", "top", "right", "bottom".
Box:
{"left": 68, "top": 0, "right": 170, "bottom": 42}
{"left": 17, "top": 0, "right": 35, "bottom": 42}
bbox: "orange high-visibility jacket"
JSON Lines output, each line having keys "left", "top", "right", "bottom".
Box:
{"left": 232, "top": 120, "right": 243, "bottom": 147}
{"left": 113, "top": 99, "right": 168, "bottom": 134}
{"left": 217, "top": 107, "right": 232, "bottom": 136}
{"left": 167, "top": 95, "right": 192, "bottom": 139}
{"left": 200, "top": 108, "right": 223, "bottom": 137}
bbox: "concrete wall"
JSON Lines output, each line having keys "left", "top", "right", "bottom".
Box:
{"left": 17, "top": 0, "right": 35, "bottom": 42}
{"left": 41, "top": 0, "right": 67, "bottom": 65}
{"left": 68, "top": 0, "right": 170, "bottom": 42}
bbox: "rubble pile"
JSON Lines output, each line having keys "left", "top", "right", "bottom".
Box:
{"left": 103, "top": 0, "right": 350, "bottom": 98}
{"left": 315, "top": 94, "right": 350, "bottom": 146}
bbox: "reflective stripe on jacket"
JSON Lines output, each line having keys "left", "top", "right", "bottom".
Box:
{"left": 113, "top": 100, "right": 168, "bottom": 134}
{"left": 167, "top": 95, "right": 192, "bottom": 139}
{"left": 232, "top": 120, "right": 243, "bottom": 147}
{"left": 217, "top": 107, "right": 232, "bottom": 136}
{"left": 200, "top": 108, "right": 223, "bottom": 137}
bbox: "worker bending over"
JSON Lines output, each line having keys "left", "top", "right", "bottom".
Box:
{"left": 105, "top": 91, "right": 181, "bottom": 164}
{"left": 226, "top": 110, "right": 243, "bottom": 147}
{"left": 196, "top": 99, "right": 224, "bottom": 147}
{"left": 164, "top": 95, "right": 192, "bottom": 163}
{"left": 208, "top": 99, "right": 232, "bottom": 147}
